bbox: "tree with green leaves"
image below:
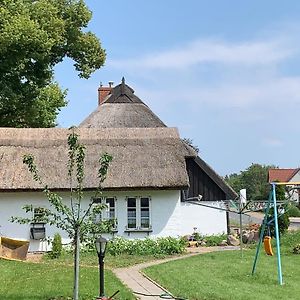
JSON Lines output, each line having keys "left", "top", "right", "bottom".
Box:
{"left": 266, "top": 184, "right": 290, "bottom": 237}
{"left": 11, "top": 128, "right": 113, "bottom": 300}
{"left": 225, "top": 163, "right": 277, "bottom": 200}
{"left": 0, "top": 0, "right": 106, "bottom": 127}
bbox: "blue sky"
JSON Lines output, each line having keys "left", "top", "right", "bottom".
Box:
{"left": 55, "top": 1, "right": 300, "bottom": 176}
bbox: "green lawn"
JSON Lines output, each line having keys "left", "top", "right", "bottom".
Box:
{"left": 43, "top": 251, "right": 179, "bottom": 269}
{"left": 0, "top": 248, "right": 184, "bottom": 299}
{"left": 143, "top": 232, "right": 300, "bottom": 300}
{"left": 0, "top": 259, "right": 135, "bottom": 300}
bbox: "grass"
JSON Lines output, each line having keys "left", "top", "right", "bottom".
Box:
{"left": 0, "top": 258, "right": 134, "bottom": 300}
{"left": 43, "top": 251, "right": 179, "bottom": 269}
{"left": 0, "top": 249, "right": 177, "bottom": 299}
{"left": 143, "top": 231, "right": 300, "bottom": 300}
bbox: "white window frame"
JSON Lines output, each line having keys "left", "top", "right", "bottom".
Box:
{"left": 32, "top": 206, "right": 47, "bottom": 223}
{"left": 93, "top": 197, "right": 117, "bottom": 230}
{"left": 126, "top": 196, "right": 151, "bottom": 230}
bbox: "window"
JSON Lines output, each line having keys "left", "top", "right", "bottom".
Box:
{"left": 127, "top": 197, "right": 137, "bottom": 229}
{"left": 31, "top": 207, "right": 46, "bottom": 240}
{"left": 126, "top": 197, "right": 151, "bottom": 230}
{"left": 106, "top": 197, "right": 116, "bottom": 221}
{"left": 33, "top": 207, "right": 47, "bottom": 223}
{"left": 93, "top": 197, "right": 117, "bottom": 229}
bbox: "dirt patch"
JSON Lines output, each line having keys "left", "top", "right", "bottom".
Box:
{"left": 26, "top": 252, "right": 44, "bottom": 263}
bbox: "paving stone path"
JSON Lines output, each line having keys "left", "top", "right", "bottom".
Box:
{"left": 113, "top": 246, "right": 239, "bottom": 300}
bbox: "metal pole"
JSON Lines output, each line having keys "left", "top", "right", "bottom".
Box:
{"left": 239, "top": 211, "right": 243, "bottom": 258}
{"left": 272, "top": 183, "right": 283, "bottom": 285}
{"left": 99, "top": 254, "right": 105, "bottom": 297}
{"left": 226, "top": 211, "right": 230, "bottom": 236}
{"left": 252, "top": 191, "right": 272, "bottom": 275}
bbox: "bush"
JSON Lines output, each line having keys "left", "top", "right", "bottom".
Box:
{"left": 287, "top": 204, "right": 300, "bottom": 217}
{"left": 48, "top": 233, "right": 62, "bottom": 259}
{"left": 107, "top": 237, "right": 186, "bottom": 256}
{"left": 202, "top": 234, "right": 227, "bottom": 246}
{"left": 262, "top": 205, "right": 290, "bottom": 238}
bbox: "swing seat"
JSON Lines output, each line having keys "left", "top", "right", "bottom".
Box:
{"left": 264, "top": 236, "right": 274, "bottom": 256}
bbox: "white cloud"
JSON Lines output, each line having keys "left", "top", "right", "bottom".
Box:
{"left": 262, "top": 137, "right": 283, "bottom": 147}
{"left": 108, "top": 37, "right": 296, "bottom": 70}
{"left": 107, "top": 25, "right": 300, "bottom": 134}
{"left": 136, "top": 76, "right": 300, "bottom": 110}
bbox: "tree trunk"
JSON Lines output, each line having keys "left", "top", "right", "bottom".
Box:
{"left": 73, "top": 226, "right": 80, "bottom": 300}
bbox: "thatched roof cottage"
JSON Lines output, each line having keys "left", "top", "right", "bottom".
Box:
{"left": 0, "top": 78, "right": 236, "bottom": 251}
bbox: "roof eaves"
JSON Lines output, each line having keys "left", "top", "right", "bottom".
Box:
{"left": 194, "top": 156, "right": 238, "bottom": 199}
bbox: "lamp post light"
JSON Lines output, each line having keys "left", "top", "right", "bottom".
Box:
{"left": 95, "top": 236, "right": 108, "bottom": 299}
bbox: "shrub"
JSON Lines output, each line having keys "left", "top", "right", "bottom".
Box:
{"left": 107, "top": 237, "right": 186, "bottom": 256}
{"left": 48, "top": 233, "right": 62, "bottom": 259}
{"left": 287, "top": 203, "right": 300, "bottom": 217}
{"left": 203, "top": 234, "right": 227, "bottom": 246}
{"left": 262, "top": 205, "right": 290, "bottom": 238}
{"left": 193, "top": 232, "right": 201, "bottom": 241}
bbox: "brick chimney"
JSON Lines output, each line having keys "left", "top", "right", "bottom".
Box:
{"left": 98, "top": 81, "right": 113, "bottom": 105}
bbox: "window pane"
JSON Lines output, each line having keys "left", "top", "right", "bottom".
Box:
{"left": 94, "top": 213, "right": 102, "bottom": 224}
{"left": 109, "top": 210, "right": 115, "bottom": 219}
{"left": 106, "top": 198, "right": 115, "bottom": 208}
{"left": 141, "top": 218, "right": 150, "bottom": 228}
{"left": 128, "top": 219, "right": 136, "bottom": 228}
{"left": 128, "top": 209, "right": 136, "bottom": 218}
{"left": 93, "top": 198, "right": 102, "bottom": 204}
{"left": 141, "top": 208, "right": 149, "bottom": 218}
{"left": 128, "top": 198, "right": 136, "bottom": 207}
{"left": 141, "top": 197, "right": 149, "bottom": 207}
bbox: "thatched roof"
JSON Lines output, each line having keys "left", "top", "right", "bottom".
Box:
{"left": 80, "top": 103, "right": 166, "bottom": 128}
{"left": 80, "top": 79, "right": 166, "bottom": 128}
{"left": 0, "top": 127, "right": 196, "bottom": 191}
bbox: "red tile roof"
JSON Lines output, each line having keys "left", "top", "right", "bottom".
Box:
{"left": 268, "top": 168, "right": 299, "bottom": 183}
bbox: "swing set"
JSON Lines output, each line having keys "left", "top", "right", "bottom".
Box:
{"left": 252, "top": 181, "right": 300, "bottom": 285}
{"left": 186, "top": 181, "right": 299, "bottom": 286}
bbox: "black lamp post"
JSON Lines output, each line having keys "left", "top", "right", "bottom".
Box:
{"left": 95, "top": 236, "right": 108, "bottom": 299}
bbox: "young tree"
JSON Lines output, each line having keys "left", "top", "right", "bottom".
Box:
{"left": 11, "top": 128, "right": 113, "bottom": 300}
{"left": 0, "top": 0, "right": 106, "bottom": 127}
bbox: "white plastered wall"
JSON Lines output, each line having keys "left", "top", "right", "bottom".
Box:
{"left": 289, "top": 172, "right": 300, "bottom": 202}
{"left": 0, "top": 190, "right": 227, "bottom": 251}
{"left": 180, "top": 201, "right": 227, "bottom": 236}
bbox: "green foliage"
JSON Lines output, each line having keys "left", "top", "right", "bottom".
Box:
{"left": 192, "top": 232, "right": 201, "bottom": 241}
{"left": 225, "top": 163, "right": 277, "bottom": 200}
{"left": 287, "top": 203, "right": 300, "bottom": 217}
{"left": 0, "top": 0, "right": 106, "bottom": 127}
{"left": 107, "top": 237, "right": 186, "bottom": 256}
{"left": 48, "top": 233, "right": 63, "bottom": 259}
{"left": 264, "top": 205, "right": 290, "bottom": 238}
{"left": 202, "top": 234, "right": 227, "bottom": 246}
